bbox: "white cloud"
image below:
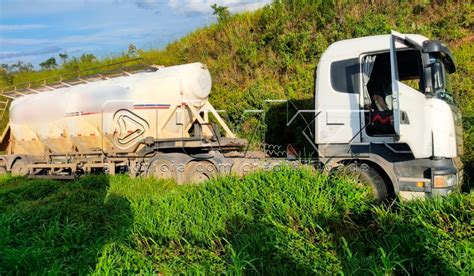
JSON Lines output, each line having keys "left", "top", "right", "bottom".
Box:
{"left": 0, "top": 38, "right": 52, "bottom": 46}
{"left": 0, "top": 27, "right": 155, "bottom": 48}
{"left": 228, "top": 2, "right": 269, "bottom": 13}
{"left": 57, "top": 26, "right": 156, "bottom": 45}
{"left": 168, "top": 0, "right": 271, "bottom": 14}
{"left": 0, "top": 24, "right": 48, "bottom": 31}
{"left": 0, "top": 46, "right": 62, "bottom": 60}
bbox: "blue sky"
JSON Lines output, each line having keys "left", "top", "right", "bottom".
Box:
{"left": 0, "top": 0, "right": 271, "bottom": 68}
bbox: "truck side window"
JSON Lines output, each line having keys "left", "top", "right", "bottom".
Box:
{"left": 330, "top": 58, "right": 360, "bottom": 94}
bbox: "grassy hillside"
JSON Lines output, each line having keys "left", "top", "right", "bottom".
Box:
{"left": 0, "top": 168, "right": 472, "bottom": 274}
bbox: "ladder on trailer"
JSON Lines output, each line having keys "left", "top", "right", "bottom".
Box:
{"left": 0, "top": 58, "right": 158, "bottom": 100}
{"left": 0, "top": 99, "right": 10, "bottom": 135}
{"left": 0, "top": 58, "right": 161, "bottom": 142}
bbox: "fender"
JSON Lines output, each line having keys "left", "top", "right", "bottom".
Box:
{"left": 5, "top": 154, "right": 31, "bottom": 171}
{"left": 324, "top": 154, "right": 399, "bottom": 194}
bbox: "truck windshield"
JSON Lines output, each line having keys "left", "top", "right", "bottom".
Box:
{"left": 430, "top": 57, "right": 454, "bottom": 104}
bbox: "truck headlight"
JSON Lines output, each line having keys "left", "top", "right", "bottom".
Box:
{"left": 433, "top": 174, "right": 456, "bottom": 188}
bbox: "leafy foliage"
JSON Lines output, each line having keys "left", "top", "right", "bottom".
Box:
{"left": 39, "top": 57, "right": 58, "bottom": 70}
{"left": 211, "top": 4, "right": 231, "bottom": 23}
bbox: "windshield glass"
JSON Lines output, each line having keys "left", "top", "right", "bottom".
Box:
{"left": 430, "top": 57, "right": 454, "bottom": 104}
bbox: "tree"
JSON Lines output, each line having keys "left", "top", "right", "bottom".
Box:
{"left": 0, "top": 64, "right": 9, "bottom": 72}
{"left": 59, "top": 52, "right": 68, "bottom": 64}
{"left": 211, "top": 4, "right": 230, "bottom": 22}
{"left": 39, "top": 57, "right": 58, "bottom": 70}
{"left": 0, "top": 65, "right": 13, "bottom": 85}
{"left": 9, "top": 61, "right": 33, "bottom": 72}
{"left": 79, "top": 53, "right": 96, "bottom": 63}
{"left": 128, "top": 43, "right": 138, "bottom": 57}
{"left": 0, "top": 62, "right": 32, "bottom": 85}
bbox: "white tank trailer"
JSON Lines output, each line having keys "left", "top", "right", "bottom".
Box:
{"left": 0, "top": 62, "right": 254, "bottom": 183}
{"left": 9, "top": 62, "right": 232, "bottom": 154}
{"left": 0, "top": 32, "right": 464, "bottom": 200}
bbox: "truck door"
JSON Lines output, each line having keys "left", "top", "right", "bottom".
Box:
{"left": 389, "top": 31, "right": 432, "bottom": 158}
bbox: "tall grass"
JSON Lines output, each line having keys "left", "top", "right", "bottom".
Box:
{"left": 0, "top": 168, "right": 472, "bottom": 274}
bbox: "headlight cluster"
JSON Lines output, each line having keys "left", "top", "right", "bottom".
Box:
{"left": 433, "top": 174, "right": 457, "bottom": 188}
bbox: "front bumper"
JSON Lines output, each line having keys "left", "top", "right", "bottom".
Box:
{"left": 397, "top": 158, "right": 462, "bottom": 198}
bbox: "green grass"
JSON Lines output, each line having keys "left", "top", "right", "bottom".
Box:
{"left": 0, "top": 168, "right": 472, "bottom": 274}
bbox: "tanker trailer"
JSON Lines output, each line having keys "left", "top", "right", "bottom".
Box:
{"left": 0, "top": 61, "right": 248, "bottom": 182}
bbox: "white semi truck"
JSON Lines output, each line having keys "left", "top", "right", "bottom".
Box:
{"left": 0, "top": 32, "right": 463, "bottom": 200}
{"left": 313, "top": 31, "right": 462, "bottom": 199}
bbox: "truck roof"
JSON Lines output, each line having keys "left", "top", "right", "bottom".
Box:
{"left": 320, "top": 34, "right": 429, "bottom": 61}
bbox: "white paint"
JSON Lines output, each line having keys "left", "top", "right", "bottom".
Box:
{"left": 428, "top": 98, "right": 457, "bottom": 158}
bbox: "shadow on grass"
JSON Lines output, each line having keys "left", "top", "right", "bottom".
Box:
{"left": 0, "top": 175, "right": 133, "bottom": 274}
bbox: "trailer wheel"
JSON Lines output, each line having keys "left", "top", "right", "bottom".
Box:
{"left": 11, "top": 159, "right": 28, "bottom": 176}
{"left": 350, "top": 163, "right": 388, "bottom": 201}
{"left": 185, "top": 161, "right": 217, "bottom": 184}
{"left": 147, "top": 159, "right": 174, "bottom": 180}
{"left": 231, "top": 159, "right": 256, "bottom": 176}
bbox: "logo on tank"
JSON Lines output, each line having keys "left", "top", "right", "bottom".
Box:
{"left": 112, "top": 109, "right": 149, "bottom": 149}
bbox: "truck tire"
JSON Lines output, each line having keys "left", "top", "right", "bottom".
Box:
{"left": 147, "top": 159, "right": 174, "bottom": 180}
{"left": 350, "top": 164, "right": 388, "bottom": 201}
{"left": 11, "top": 159, "right": 28, "bottom": 176}
{"left": 185, "top": 161, "right": 217, "bottom": 184}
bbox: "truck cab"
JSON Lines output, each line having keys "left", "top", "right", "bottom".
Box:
{"left": 314, "top": 31, "right": 463, "bottom": 200}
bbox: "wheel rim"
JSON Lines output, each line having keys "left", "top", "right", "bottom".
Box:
{"left": 186, "top": 161, "right": 217, "bottom": 184}
{"left": 148, "top": 160, "right": 174, "bottom": 180}
{"left": 11, "top": 160, "right": 28, "bottom": 176}
{"left": 348, "top": 167, "right": 387, "bottom": 201}
{"left": 190, "top": 171, "right": 210, "bottom": 183}
{"left": 231, "top": 159, "right": 255, "bottom": 176}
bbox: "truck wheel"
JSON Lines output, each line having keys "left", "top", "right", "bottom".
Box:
{"left": 11, "top": 159, "right": 28, "bottom": 176}
{"left": 147, "top": 159, "right": 174, "bottom": 180}
{"left": 185, "top": 161, "right": 217, "bottom": 184}
{"left": 350, "top": 164, "right": 388, "bottom": 201}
